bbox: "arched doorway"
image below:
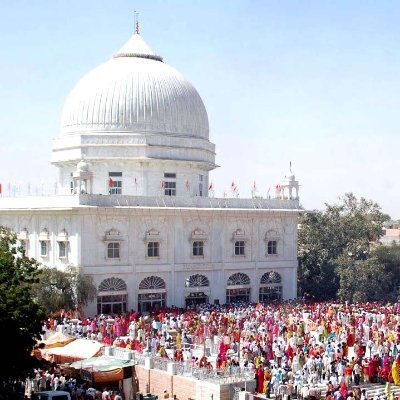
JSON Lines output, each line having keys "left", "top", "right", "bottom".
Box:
{"left": 226, "top": 272, "right": 251, "bottom": 304}
{"left": 97, "top": 277, "right": 127, "bottom": 315}
{"left": 259, "top": 271, "right": 282, "bottom": 302}
{"left": 185, "top": 274, "right": 210, "bottom": 307}
{"left": 138, "top": 276, "right": 166, "bottom": 312}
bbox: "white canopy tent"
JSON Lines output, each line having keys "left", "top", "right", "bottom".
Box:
{"left": 41, "top": 339, "right": 104, "bottom": 363}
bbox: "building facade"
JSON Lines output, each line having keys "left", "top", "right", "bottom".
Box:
{"left": 0, "top": 26, "right": 301, "bottom": 316}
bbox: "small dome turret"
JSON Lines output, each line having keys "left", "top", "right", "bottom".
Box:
{"left": 76, "top": 160, "right": 90, "bottom": 173}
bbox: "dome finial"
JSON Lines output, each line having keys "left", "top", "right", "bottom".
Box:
{"left": 134, "top": 10, "right": 140, "bottom": 34}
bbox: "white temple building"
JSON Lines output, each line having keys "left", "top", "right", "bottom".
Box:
{"left": 0, "top": 24, "right": 302, "bottom": 316}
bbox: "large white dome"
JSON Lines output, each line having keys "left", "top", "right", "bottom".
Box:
{"left": 59, "top": 33, "right": 209, "bottom": 139}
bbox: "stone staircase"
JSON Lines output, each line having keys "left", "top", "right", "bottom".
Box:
{"left": 349, "top": 382, "right": 400, "bottom": 398}
{"left": 316, "top": 381, "right": 400, "bottom": 399}
{"left": 239, "top": 382, "right": 400, "bottom": 400}
{"left": 266, "top": 382, "right": 400, "bottom": 400}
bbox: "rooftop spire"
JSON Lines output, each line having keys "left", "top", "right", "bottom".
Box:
{"left": 113, "top": 18, "right": 163, "bottom": 62}
{"left": 134, "top": 11, "right": 140, "bottom": 34}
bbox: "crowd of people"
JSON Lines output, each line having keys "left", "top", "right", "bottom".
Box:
{"left": 37, "top": 300, "right": 400, "bottom": 400}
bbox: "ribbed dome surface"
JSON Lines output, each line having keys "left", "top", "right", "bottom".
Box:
{"left": 60, "top": 34, "right": 209, "bottom": 139}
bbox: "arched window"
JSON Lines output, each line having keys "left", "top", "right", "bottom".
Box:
{"left": 138, "top": 276, "right": 166, "bottom": 312}
{"left": 186, "top": 274, "right": 210, "bottom": 287}
{"left": 97, "top": 277, "right": 127, "bottom": 315}
{"left": 259, "top": 271, "right": 282, "bottom": 302}
{"left": 260, "top": 271, "right": 282, "bottom": 284}
{"left": 226, "top": 273, "right": 251, "bottom": 304}
{"left": 227, "top": 272, "right": 250, "bottom": 286}
{"left": 184, "top": 274, "right": 210, "bottom": 307}
{"left": 139, "top": 276, "right": 166, "bottom": 290}
{"left": 98, "top": 277, "right": 127, "bottom": 292}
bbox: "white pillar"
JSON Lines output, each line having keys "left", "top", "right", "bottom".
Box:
{"left": 167, "top": 362, "right": 176, "bottom": 375}
{"left": 144, "top": 356, "right": 154, "bottom": 370}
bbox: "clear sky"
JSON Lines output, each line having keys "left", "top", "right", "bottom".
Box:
{"left": 1, "top": 1, "right": 399, "bottom": 218}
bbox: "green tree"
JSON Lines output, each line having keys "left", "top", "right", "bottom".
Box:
{"left": 298, "top": 193, "right": 388, "bottom": 300}
{"left": 31, "top": 266, "right": 96, "bottom": 315}
{"left": 370, "top": 243, "right": 400, "bottom": 300}
{"left": 0, "top": 226, "right": 46, "bottom": 385}
{"left": 336, "top": 255, "right": 389, "bottom": 302}
{"left": 75, "top": 270, "right": 97, "bottom": 312}
{"left": 298, "top": 211, "right": 339, "bottom": 300}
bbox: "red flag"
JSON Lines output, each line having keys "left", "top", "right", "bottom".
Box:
{"left": 0, "top": 184, "right": 2, "bottom": 194}
{"left": 252, "top": 180, "right": 256, "bottom": 190}
{"left": 108, "top": 178, "right": 114, "bottom": 186}
{"left": 160, "top": 180, "right": 165, "bottom": 188}
{"left": 208, "top": 182, "right": 213, "bottom": 190}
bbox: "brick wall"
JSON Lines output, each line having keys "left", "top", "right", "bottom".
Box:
{"left": 149, "top": 369, "right": 173, "bottom": 398}
{"left": 135, "top": 367, "right": 150, "bottom": 394}
{"left": 172, "top": 374, "right": 197, "bottom": 400}
{"left": 134, "top": 364, "right": 255, "bottom": 400}
{"left": 135, "top": 365, "right": 198, "bottom": 399}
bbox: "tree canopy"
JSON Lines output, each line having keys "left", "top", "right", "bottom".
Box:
{"left": 0, "top": 226, "right": 46, "bottom": 385}
{"left": 298, "top": 193, "right": 392, "bottom": 301}
{"left": 31, "top": 265, "right": 97, "bottom": 316}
